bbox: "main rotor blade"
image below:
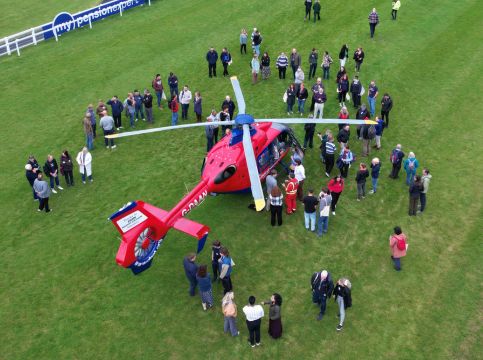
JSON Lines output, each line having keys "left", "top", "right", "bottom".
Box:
{"left": 230, "top": 76, "right": 246, "bottom": 115}
{"left": 105, "top": 121, "right": 235, "bottom": 139}
{"left": 242, "top": 124, "right": 265, "bottom": 211}
{"left": 255, "top": 118, "right": 377, "bottom": 125}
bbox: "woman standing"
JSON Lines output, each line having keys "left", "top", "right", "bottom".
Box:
{"left": 338, "top": 106, "right": 350, "bottom": 130}
{"left": 336, "top": 66, "right": 347, "bottom": 84}
{"left": 369, "top": 157, "right": 381, "bottom": 194}
{"left": 296, "top": 82, "right": 308, "bottom": 115}
{"left": 83, "top": 113, "right": 94, "bottom": 150}
{"left": 338, "top": 146, "right": 353, "bottom": 179}
{"left": 240, "top": 29, "right": 248, "bottom": 54}
{"left": 222, "top": 292, "right": 239, "bottom": 337}
{"left": 269, "top": 186, "right": 283, "bottom": 226}
{"left": 76, "top": 147, "right": 92, "bottom": 184}
{"left": 251, "top": 54, "right": 260, "bottom": 84}
{"left": 262, "top": 293, "right": 283, "bottom": 339}
{"left": 286, "top": 83, "right": 296, "bottom": 115}
{"left": 404, "top": 152, "right": 419, "bottom": 185}
{"left": 294, "top": 66, "right": 305, "bottom": 93}
{"left": 196, "top": 265, "right": 214, "bottom": 310}
{"left": 333, "top": 278, "right": 352, "bottom": 331}
{"left": 408, "top": 175, "right": 422, "bottom": 216}
{"left": 353, "top": 47, "right": 365, "bottom": 73}
{"left": 193, "top": 91, "right": 202, "bottom": 122}
{"left": 169, "top": 95, "right": 179, "bottom": 126}
{"left": 261, "top": 52, "right": 271, "bottom": 80}
{"left": 338, "top": 44, "right": 349, "bottom": 67}
{"left": 337, "top": 73, "right": 350, "bottom": 107}
{"left": 219, "top": 247, "right": 234, "bottom": 294}
{"left": 321, "top": 51, "right": 333, "bottom": 80}
{"left": 355, "top": 163, "right": 369, "bottom": 200}
{"left": 389, "top": 226, "right": 407, "bottom": 270}
{"left": 220, "top": 48, "right": 232, "bottom": 77}
{"left": 327, "top": 175, "right": 344, "bottom": 215}
{"left": 60, "top": 150, "right": 74, "bottom": 186}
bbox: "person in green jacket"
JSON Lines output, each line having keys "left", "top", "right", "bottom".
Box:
{"left": 313, "top": 0, "right": 321, "bottom": 22}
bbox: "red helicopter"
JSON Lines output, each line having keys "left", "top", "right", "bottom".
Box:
{"left": 107, "top": 77, "right": 375, "bottom": 274}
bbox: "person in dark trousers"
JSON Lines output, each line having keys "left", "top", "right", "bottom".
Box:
{"left": 220, "top": 48, "right": 232, "bottom": 77}
{"left": 86, "top": 104, "right": 97, "bottom": 138}
{"left": 206, "top": 47, "right": 218, "bottom": 77}
{"left": 290, "top": 48, "right": 302, "bottom": 80}
{"left": 219, "top": 247, "right": 234, "bottom": 294}
{"left": 261, "top": 293, "right": 283, "bottom": 339}
{"left": 333, "top": 278, "right": 352, "bottom": 331}
{"left": 25, "top": 164, "right": 38, "bottom": 200}
{"left": 33, "top": 172, "right": 51, "bottom": 213}
{"left": 60, "top": 150, "right": 74, "bottom": 186}
{"left": 211, "top": 240, "right": 222, "bottom": 282}
{"left": 381, "top": 93, "right": 393, "bottom": 127}
{"left": 243, "top": 296, "right": 264, "bottom": 347}
{"left": 308, "top": 48, "right": 318, "bottom": 80}
{"left": 183, "top": 253, "right": 198, "bottom": 296}
{"left": 311, "top": 270, "right": 334, "bottom": 320}
{"left": 350, "top": 76, "right": 362, "bottom": 109}
{"left": 222, "top": 96, "right": 236, "bottom": 120}
{"left": 420, "top": 168, "right": 432, "bottom": 213}
{"left": 303, "top": 117, "right": 316, "bottom": 149}
{"left": 168, "top": 72, "right": 179, "bottom": 98}
{"left": 304, "top": 0, "right": 312, "bottom": 21}
{"left": 355, "top": 163, "right": 369, "bottom": 200}
{"left": 390, "top": 226, "right": 407, "bottom": 271}
{"left": 339, "top": 146, "right": 354, "bottom": 179}
{"left": 356, "top": 104, "right": 370, "bottom": 138}
{"left": 151, "top": 74, "right": 164, "bottom": 109}
{"left": 323, "top": 134, "right": 336, "bottom": 177}
{"left": 313, "top": 0, "right": 321, "bottom": 22}
{"left": 43, "top": 155, "right": 63, "bottom": 193}
{"left": 133, "top": 89, "right": 145, "bottom": 121}
{"left": 392, "top": 0, "right": 401, "bottom": 20}
{"left": 193, "top": 91, "right": 202, "bottom": 122}
{"left": 337, "top": 125, "right": 350, "bottom": 150}
{"left": 269, "top": 186, "right": 284, "bottom": 226}
{"left": 408, "top": 175, "right": 422, "bottom": 216}
{"left": 389, "top": 144, "right": 405, "bottom": 179}
{"left": 353, "top": 47, "right": 365, "bottom": 72}
{"left": 327, "top": 175, "right": 344, "bottom": 215}
{"left": 142, "top": 89, "right": 154, "bottom": 123}
{"left": 276, "top": 52, "right": 289, "bottom": 79}
{"left": 310, "top": 77, "right": 324, "bottom": 112}
{"left": 337, "top": 73, "right": 349, "bottom": 107}
{"left": 369, "top": 157, "right": 381, "bottom": 194}
{"left": 106, "top": 96, "right": 124, "bottom": 130}
{"left": 368, "top": 8, "right": 379, "bottom": 38}
{"left": 338, "top": 44, "right": 349, "bottom": 67}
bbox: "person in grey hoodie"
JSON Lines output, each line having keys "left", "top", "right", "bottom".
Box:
{"left": 419, "top": 168, "right": 432, "bottom": 213}
{"left": 33, "top": 172, "right": 51, "bottom": 213}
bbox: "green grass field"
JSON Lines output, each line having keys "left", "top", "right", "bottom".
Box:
{"left": 1, "top": 0, "right": 482, "bottom": 359}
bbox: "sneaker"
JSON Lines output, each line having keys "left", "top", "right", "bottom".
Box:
{"left": 57, "top": 186, "right": 64, "bottom": 190}
{"left": 317, "top": 314, "right": 323, "bottom": 321}
{"left": 119, "top": 126, "right": 124, "bottom": 129}
{"left": 34, "top": 198, "right": 39, "bottom": 202}
{"left": 336, "top": 324, "right": 343, "bottom": 331}
{"left": 287, "top": 112, "right": 290, "bottom": 115}
{"left": 256, "top": 343, "right": 261, "bottom": 346}
{"left": 202, "top": 303, "right": 207, "bottom": 311}
{"left": 111, "top": 145, "right": 117, "bottom": 149}
{"left": 106, "top": 146, "right": 110, "bottom": 149}
{"left": 37, "top": 209, "right": 41, "bottom": 212}
{"left": 369, "top": 190, "right": 374, "bottom": 194}
{"left": 117, "top": 128, "right": 120, "bottom": 131}
{"left": 325, "top": 172, "right": 330, "bottom": 177}
{"left": 51, "top": 189, "right": 57, "bottom": 194}
{"left": 332, "top": 211, "right": 336, "bottom": 216}
{"left": 90, "top": 179, "right": 93, "bottom": 183}
{"left": 357, "top": 198, "right": 360, "bottom": 201}
{"left": 251, "top": 345, "right": 256, "bottom": 348}
{"left": 135, "top": 118, "right": 139, "bottom": 122}
{"left": 142, "top": 118, "right": 146, "bottom": 121}
{"left": 82, "top": 181, "right": 86, "bottom": 184}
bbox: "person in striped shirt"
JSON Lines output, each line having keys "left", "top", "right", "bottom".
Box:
{"left": 269, "top": 186, "right": 284, "bottom": 226}
{"left": 276, "top": 52, "right": 289, "bottom": 79}
{"left": 324, "top": 134, "right": 337, "bottom": 177}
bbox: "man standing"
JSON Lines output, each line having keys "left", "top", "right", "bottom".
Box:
{"left": 168, "top": 72, "right": 179, "bottom": 98}
{"left": 206, "top": 47, "right": 218, "bottom": 77}
{"left": 367, "top": 80, "right": 379, "bottom": 118}
{"left": 420, "top": 168, "right": 432, "bottom": 213}
{"left": 243, "top": 296, "right": 264, "bottom": 348}
{"left": 283, "top": 173, "right": 298, "bottom": 214}
{"left": 151, "top": 74, "right": 164, "bottom": 109}
{"left": 389, "top": 144, "right": 405, "bottom": 178}
{"left": 142, "top": 89, "right": 154, "bottom": 123}
{"left": 353, "top": 47, "right": 365, "bottom": 73}
{"left": 86, "top": 104, "right": 97, "bottom": 138}
{"left": 43, "top": 155, "right": 63, "bottom": 193}
{"left": 380, "top": 93, "right": 393, "bottom": 127}
{"left": 308, "top": 48, "right": 318, "bottom": 80}
{"left": 368, "top": 8, "right": 380, "bottom": 38}
{"left": 350, "top": 76, "right": 363, "bottom": 109}
{"left": 33, "top": 172, "right": 51, "bottom": 213}
{"left": 100, "top": 110, "right": 116, "bottom": 149}
{"left": 311, "top": 270, "right": 334, "bottom": 320}
{"left": 303, "top": 189, "right": 319, "bottom": 232}
{"left": 106, "top": 96, "right": 124, "bottom": 130}
{"left": 183, "top": 253, "right": 198, "bottom": 296}
{"left": 276, "top": 52, "right": 288, "bottom": 79}
{"left": 313, "top": 87, "right": 327, "bottom": 119}
{"left": 265, "top": 169, "right": 278, "bottom": 211}
{"left": 219, "top": 247, "right": 234, "bottom": 294}
{"left": 222, "top": 96, "right": 236, "bottom": 120}
{"left": 290, "top": 48, "right": 302, "bottom": 80}
{"left": 178, "top": 85, "right": 192, "bottom": 120}
{"left": 317, "top": 188, "right": 332, "bottom": 236}
{"left": 337, "top": 125, "right": 350, "bottom": 151}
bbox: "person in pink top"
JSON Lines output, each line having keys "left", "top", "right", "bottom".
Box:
{"left": 389, "top": 226, "right": 408, "bottom": 271}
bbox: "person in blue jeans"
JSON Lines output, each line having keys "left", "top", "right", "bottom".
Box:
{"left": 317, "top": 188, "right": 332, "bottom": 236}
{"left": 124, "top": 93, "right": 136, "bottom": 128}
{"left": 183, "top": 253, "right": 198, "bottom": 296}
{"left": 369, "top": 157, "right": 381, "bottom": 194}
{"left": 297, "top": 83, "right": 308, "bottom": 115}
{"left": 133, "top": 90, "right": 145, "bottom": 121}
{"left": 303, "top": 189, "right": 319, "bottom": 231}
{"left": 367, "top": 80, "right": 379, "bottom": 117}
{"left": 403, "top": 152, "right": 419, "bottom": 185}
{"left": 311, "top": 270, "right": 334, "bottom": 321}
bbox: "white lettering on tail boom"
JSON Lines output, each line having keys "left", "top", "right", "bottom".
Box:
{"left": 181, "top": 191, "right": 208, "bottom": 217}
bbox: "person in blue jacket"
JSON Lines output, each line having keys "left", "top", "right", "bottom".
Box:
{"left": 183, "top": 253, "right": 198, "bottom": 296}
{"left": 403, "top": 152, "right": 419, "bottom": 185}
{"left": 107, "top": 96, "right": 124, "bottom": 130}
{"left": 219, "top": 247, "right": 234, "bottom": 295}
{"left": 133, "top": 90, "right": 145, "bottom": 122}
{"left": 206, "top": 47, "right": 218, "bottom": 78}
{"left": 220, "top": 48, "right": 232, "bottom": 77}
{"left": 374, "top": 116, "right": 385, "bottom": 150}
{"left": 369, "top": 157, "right": 381, "bottom": 194}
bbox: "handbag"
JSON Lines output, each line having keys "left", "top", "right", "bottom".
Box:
{"left": 345, "top": 92, "right": 351, "bottom": 101}
{"left": 360, "top": 85, "right": 365, "bottom": 96}
{"left": 283, "top": 91, "right": 288, "bottom": 103}
{"left": 161, "top": 91, "right": 167, "bottom": 100}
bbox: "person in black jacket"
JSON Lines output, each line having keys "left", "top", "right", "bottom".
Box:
{"left": 369, "top": 157, "right": 381, "bottom": 194}
{"left": 333, "top": 278, "right": 352, "bottom": 331}
{"left": 389, "top": 144, "right": 405, "bottom": 179}
{"left": 356, "top": 104, "right": 370, "bottom": 138}
{"left": 25, "top": 163, "right": 39, "bottom": 200}
{"left": 311, "top": 270, "right": 334, "bottom": 321}
{"left": 380, "top": 93, "right": 393, "bottom": 127}
{"left": 338, "top": 44, "right": 349, "bottom": 67}
{"left": 206, "top": 47, "right": 218, "bottom": 78}
{"left": 43, "top": 155, "right": 63, "bottom": 193}
{"left": 337, "top": 125, "right": 350, "bottom": 150}
{"left": 303, "top": 115, "right": 316, "bottom": 149}
{"left": 408, "top": 175, "right": 422, "bottom": 216}
{"left": 353, "top": 47, "right": 365, "bottom": 72}
{"left": 350, "top": 76, "right": 362, "bottom": 109}
{"left": 221, "top": 96, "right": 236, "bottom": 120}
{"left": 106, "top": 96, "right": 124, "bottom": 130}
{"left": 60, "top": 150, "right": 74, "bottom": 186}
{"left": 355, "top": 163, "right": 369, "bottom": 200}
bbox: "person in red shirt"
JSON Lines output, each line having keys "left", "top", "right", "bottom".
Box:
{"left": 169, "top": 95, "right": 179, "bottom": 125}
{"left": 152, "top": 74, "right": 164, "bottom": 109}
{"left": 389, "top": 226, "right": 408, "bottom": 271}
{"left": 282, "top": 173, "right": 298, "bottom": 214}
{"left": 327, "top": 175, "right": 344, "bottom": 215}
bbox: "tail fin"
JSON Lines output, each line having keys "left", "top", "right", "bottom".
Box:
{"left": 109, "top": 201, "right": 209, "bottom": 275}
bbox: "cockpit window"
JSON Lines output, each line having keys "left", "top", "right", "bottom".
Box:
{"left": 214, "top": 165, "right": 237, "bottom": 184}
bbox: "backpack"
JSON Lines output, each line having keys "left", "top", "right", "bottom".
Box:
{"left": 390, "top": 150, "right": 399, "bottom": 164}
{"left": 408, "top": 159, "right": 415, "bottom": 170}
{"left": 396, "top": 236, "right": 407, "bottom": 251}
{"left": 168, "top": 100, "right": 172, "bottom": 109}
{"left": 367, "top": 125, "right": 376, "bottom": 139}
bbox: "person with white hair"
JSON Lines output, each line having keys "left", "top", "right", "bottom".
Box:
{"left": 369, "top": 157, "right": 381, "bottom": 194}
{"left": 76, "top": 147, "right": 93, "bottom": 184}
{"left": 25, "top": 163, "right": 39, "bottom": 200}
{"left": 333, "top": 278, "right": 352, "bottom": 331}
{"left": 403, "top": 152, "right": 419, "bottom": 185}
{"left": 311, "top": 269, "right": 334, "bottom": 321}
{"left": 221, "top": 292, "right": 239, "bottom": 337}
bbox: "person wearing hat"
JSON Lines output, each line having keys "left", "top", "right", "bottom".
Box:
{"left": 311, "top": 270, "right": 334, "bottom": 320}
{"left": 333, "top": 278, "right": 352, "bottom": 331}
{"left": 33, "top": 172, "right": 52, "bottom": 213}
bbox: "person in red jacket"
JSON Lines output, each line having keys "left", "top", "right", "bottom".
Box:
{"left": 169, "top": 95, "right": 179, "bottom": 126}
{"left": 152, "top": 74, "right": 164, "bottom": 109}
{"left": 282, "top": 173, "right": 298, "bottom": 214}
{"left": 389, "top": 226, "right": 408, "bottom": 271}
{"left": 327, "top": 175, "right": 344, "bottom": 215}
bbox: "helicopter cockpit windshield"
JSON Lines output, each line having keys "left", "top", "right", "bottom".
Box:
{"left": 214, "top": 165, "right": 237, "bottom": 184}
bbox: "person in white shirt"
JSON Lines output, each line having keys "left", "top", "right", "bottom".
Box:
{"left": 243, "top": 296, "right": 264, "bottom": 347}
{"left": 317, "top": 188, "right": 332, "bottom": 236}
{"left": 76, "top": 147, "right": 93, "bottom": 184}
{"left": 294, "top": 159, "right": 306, "bottom": 201}
{"left": 178, "top": 85, "right": 192, "bottom": 120}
